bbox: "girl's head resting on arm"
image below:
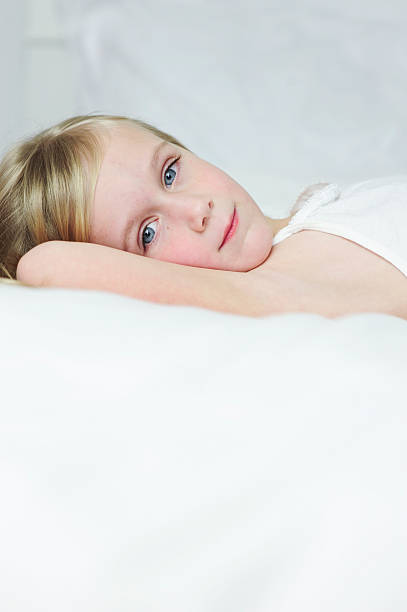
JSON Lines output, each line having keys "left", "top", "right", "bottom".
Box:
{"left": 0, "top": 114, "right": 180, "bottom": 282}
{"left": 89, "top": 120, "right": 281, "bottom": 272}
{"left": 0, "top": 113, "right": 282, "bottom": 283}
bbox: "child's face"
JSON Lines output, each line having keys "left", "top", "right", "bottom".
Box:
{"left": 89, "top": 123, "right": 275, "bottom": 272}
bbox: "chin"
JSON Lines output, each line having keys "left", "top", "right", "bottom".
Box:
{"left": 243, "top": 245, "right": 273, "bottom": 272}
{"left": 226, "top": 257, "right": 267, "bottom": 273}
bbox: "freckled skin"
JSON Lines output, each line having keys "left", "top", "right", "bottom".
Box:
{"left": 90, "top": 124, "right": 290, "bottom": 272}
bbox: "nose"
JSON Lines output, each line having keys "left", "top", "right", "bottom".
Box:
{"left": 191, "top": 199, "right": 214, "bottom": 232}
{"left": 165, "top": 195, "right": 214, "bottom": 232}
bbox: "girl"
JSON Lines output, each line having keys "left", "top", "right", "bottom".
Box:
{"left": 1, "top": 114, "right": 406, "bottom": 319}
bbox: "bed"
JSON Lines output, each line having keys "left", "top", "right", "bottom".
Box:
{"left": 1, "top": 273, "right": 407, "bottom": 610}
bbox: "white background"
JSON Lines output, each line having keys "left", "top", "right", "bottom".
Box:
{"left": 2, "top": 0, "right": 407, "bottom": 210}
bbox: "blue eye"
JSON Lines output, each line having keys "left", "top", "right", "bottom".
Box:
{"left": 141, "top": 219, "right": 158, "bottom": 250}
{"left": 140, "top": 155, "right": 181, "bottom": 251}
{"left": 163, "top": 156, "right": 180, "bottom": 187}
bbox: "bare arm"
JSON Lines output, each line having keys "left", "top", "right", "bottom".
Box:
{"left": 16, "top": 240, "right": 259, "bottom": 317}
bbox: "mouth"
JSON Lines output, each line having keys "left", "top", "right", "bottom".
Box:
{"left": 219, "top": 206, "right": 238, "bottom": 250}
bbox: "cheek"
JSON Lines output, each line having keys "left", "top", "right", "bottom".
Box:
{"left": 244, "top": 220, "right": 274, "bottom": 259}
{"left": 157, "top": 232, "right": 211, "bottom": 266}
{"left": 198, "top": 164, "right": 233, "bottom": 193}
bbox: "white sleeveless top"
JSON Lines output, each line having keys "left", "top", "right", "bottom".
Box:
{"left": 272, "top": 175, "right": 407, "bottom": 279}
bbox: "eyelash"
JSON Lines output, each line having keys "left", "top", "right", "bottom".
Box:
{"left": 139, "top": 155, "right": 181, "bottom": 252}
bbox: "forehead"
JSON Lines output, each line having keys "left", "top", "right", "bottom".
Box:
{"left": 89, "top": 123, "right": 166, "bottom": 243}
{"left": 101, "top": 123, "right": 163, "bottom": 164}
{"left": 95, "top": 123, "right": 168, "bottom": 194}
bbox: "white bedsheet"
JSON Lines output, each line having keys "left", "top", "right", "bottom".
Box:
{"left": 1, "top": 283, "right": 406, "bottom": 611}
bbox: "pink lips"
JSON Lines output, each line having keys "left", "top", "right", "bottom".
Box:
{"left": 219, "top": 206, "right": 238, "bottom": 249}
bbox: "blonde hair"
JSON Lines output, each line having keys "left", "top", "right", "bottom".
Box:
{"left": 0, "top": 113, "right": 191, "bottom": 285}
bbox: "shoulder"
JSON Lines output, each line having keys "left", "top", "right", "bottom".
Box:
{"left": 250, "top": 230, "right": 407, "bottom": 320}
{"left": 230, "top": 265, "right": 324, "bottom": 318}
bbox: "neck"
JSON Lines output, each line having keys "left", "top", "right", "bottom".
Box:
{"left": 266, "top": 214, "right": 293, "bottom": 236}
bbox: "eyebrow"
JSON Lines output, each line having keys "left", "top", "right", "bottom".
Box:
{"left": 122, "top": 140, "right": 168, "bottom": 252}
